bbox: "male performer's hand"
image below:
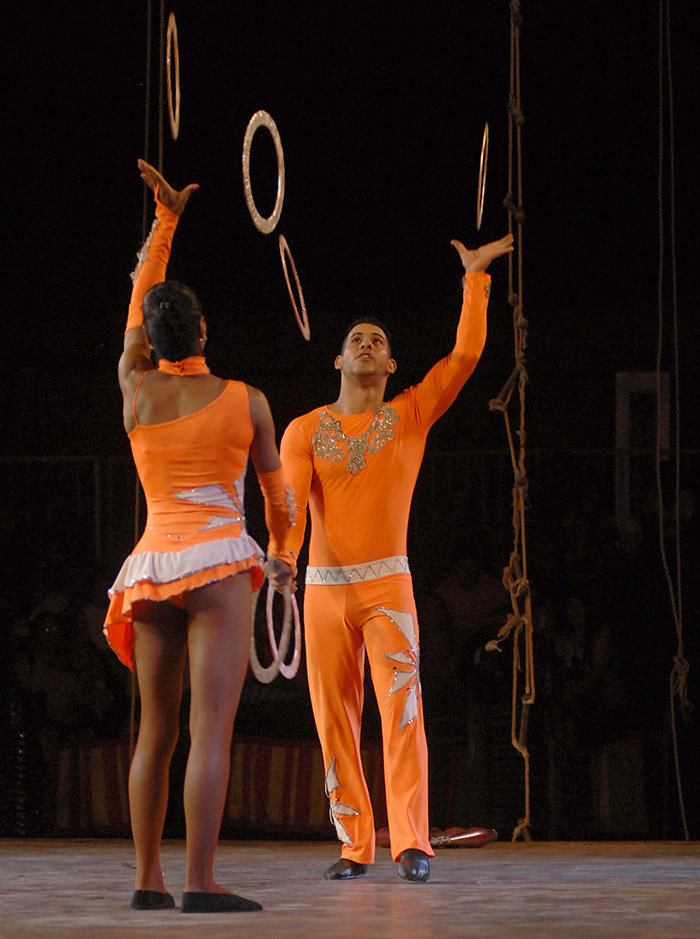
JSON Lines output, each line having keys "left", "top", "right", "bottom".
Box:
{"left": 137, "top": 158, "right": 199, "bottom": 216}
{"left": 451, "top": 233, "right": 514, "bottom": 273}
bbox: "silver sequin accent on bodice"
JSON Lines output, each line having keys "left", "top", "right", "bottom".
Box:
{"left": 173, "top": 473, "right": 245, "bottom": 532}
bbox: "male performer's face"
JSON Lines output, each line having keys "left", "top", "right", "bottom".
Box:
{"left": 335, "top": 323, "right": 396, "bottom": 378}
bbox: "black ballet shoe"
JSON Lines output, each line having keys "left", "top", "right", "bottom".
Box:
{"left": 130, "top": 889, "right": 176, "bottom": 910}
{"left": 181, "top": 891, "right": 263, "bottom": 913}
{"left": 397, "top": 849, "right": 430, "bottom": 883}
{"left": 323, "top": 858, "right": 368, "bottom": 880}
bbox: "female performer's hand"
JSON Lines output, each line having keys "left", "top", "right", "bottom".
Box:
{"left": 265, "top": 557, "right": 294, "bottom": 592}
{"left": 137, "top": 158, "right": 199, "bottom": 216}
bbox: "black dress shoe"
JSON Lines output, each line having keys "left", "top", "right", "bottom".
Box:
{"left": 181, "top": 891, "right": 263, "bottom": 913}
{"left": 130, "top": 889, "right": 176, "bottom": 910}
{"left": 397, "top": 849, "right": 430, "bottom": 883}
{"left": 323, "top": 858, "right": 368, "bottom": 880}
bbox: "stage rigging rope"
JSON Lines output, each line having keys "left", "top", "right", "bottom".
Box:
{"left": 131, "top": 0, "right": 164, "bottom": 759}
{"left": 158, "top": 0, "right": 165, "bottom": 173}
{"left": 485, "top": 0, "right": 534, "bottom": 843}
{"left": 656, "top": 0, "right": 690, "bottom": 841}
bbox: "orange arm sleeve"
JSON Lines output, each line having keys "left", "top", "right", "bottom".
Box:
{"left": 279, "top": 417, "right": 314, "bottom": 562}
{"left": 125, "top": 196, "right": 180, "bottom": 333}
{"left": 257, "top": 466, "right": 297, "bottom": 572}
{"left": 412, "top": 270, "right": 491, "bottom": 427}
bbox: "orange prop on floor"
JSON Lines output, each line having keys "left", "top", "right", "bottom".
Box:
{"left": 376, "top": 826, "right": 498, "bottom": 849}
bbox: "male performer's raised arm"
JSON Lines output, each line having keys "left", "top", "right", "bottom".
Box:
{"left": 411, "top": 233, "right": 513, "bottom": 427}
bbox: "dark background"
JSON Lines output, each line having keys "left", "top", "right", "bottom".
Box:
{"left": 2, "top": 2, "right": 697, "bottom": 840}
{"left": 4, "top": 1, "right": 697, "bottom": 454}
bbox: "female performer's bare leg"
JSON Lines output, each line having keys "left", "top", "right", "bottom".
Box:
{"left": 128, "top": 573, "right": 259, "bottom": 911}
{"left": 129, "top": 603, "right": 187, "bottom": 894}
{"left": 182, "top": 573, "right": 253, "bottom": 895}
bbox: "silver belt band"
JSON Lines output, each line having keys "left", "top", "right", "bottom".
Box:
{"left": 305, "top": 556, "right": 410, "bottom": 586}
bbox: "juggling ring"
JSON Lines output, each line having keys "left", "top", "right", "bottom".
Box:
{"left": 476, "top": 122, "right": 489, "bottom": 231}
{"left": 242, "top": 110, "right": 285, "bottom": 234}
{"left": 249, "top": 581, "right": 294, "bottom": 683}
{"left": 279, "top": 235, "right": 311, "bottom": 341}
{"left": 266, "top": 583, "right": 302, "bottom": 678}
{"left": 166, "top": 12, "right": 180, "bottom": 140}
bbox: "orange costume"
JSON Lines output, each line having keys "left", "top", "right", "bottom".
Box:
{"left": 104, "top": 197, "right": 293, "bottom": 670}
{"left": 280, "top": 271, "right": 491, "bottom": 863}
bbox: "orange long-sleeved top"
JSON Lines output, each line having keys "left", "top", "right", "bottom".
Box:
{"left": 280, "top": 271, "right": 491, "bottom": 569}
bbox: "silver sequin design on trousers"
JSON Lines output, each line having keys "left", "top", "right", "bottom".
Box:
{"left": 378, "top": 606, "right": 421, "bottom": 731}
{"left": 325, "top": 757, "right": 360, "bottom": 846}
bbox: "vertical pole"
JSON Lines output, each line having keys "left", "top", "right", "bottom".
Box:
{"left": 158, "top": 0, "right": 165, "bottom": 172}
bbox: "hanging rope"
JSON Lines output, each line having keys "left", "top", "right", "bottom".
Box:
{"left": 135, "top": 0, "right": 154, "bottom": 548}
{"left": 141, "top": 0, "right": 153, "bottom": 243}
{"left": 656, "top": 0, "right": 691, "bottom": 840}
{"left": 158, "top": 0, "right": 165, "bottom": 173}
{"left": 484, "top": 0, "right": 534, "bottom": 843}
{"left": 131, "top": 0, "right": 166, "bottom": 760}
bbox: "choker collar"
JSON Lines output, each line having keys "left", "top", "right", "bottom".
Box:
{"left": 157, "top": 356, "right": 210, "bottom": 376}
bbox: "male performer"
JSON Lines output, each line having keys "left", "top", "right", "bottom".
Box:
{"left": 280, "top": 233, "right": 513, "bottom": 883}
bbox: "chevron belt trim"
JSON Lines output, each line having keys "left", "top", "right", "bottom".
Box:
{"left": 305, "top": 556, "right": 410, "bottom": 586}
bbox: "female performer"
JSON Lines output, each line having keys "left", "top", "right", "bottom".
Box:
{"left": 104, "top": 160, "right": 294, "bottom": 914}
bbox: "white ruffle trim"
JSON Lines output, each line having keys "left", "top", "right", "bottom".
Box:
{"left": 109, "top": 533, "right": 265, "bottom": 594}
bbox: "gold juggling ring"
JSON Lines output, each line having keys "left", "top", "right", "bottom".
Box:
{"left": 242, "top": 110, "right": 285, "bottom": 234}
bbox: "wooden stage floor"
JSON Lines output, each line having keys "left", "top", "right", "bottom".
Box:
{"left": 1, "top": 839, "right": 699, "bottom": 938}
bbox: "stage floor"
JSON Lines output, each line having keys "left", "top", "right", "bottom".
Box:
{"left": 1, "top": 839, "right": 699, "bottom": 937}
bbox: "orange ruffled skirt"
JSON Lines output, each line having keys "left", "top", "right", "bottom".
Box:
{"left": 104, "top": 532, "right": 264, "bottom": 670}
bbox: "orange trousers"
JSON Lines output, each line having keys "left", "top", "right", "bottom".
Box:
{"left": 303, "top": 573, "right": 434, "bottom": 863}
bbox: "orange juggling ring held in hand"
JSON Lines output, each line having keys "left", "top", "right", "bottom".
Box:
{"left": 249, "top": 580, "right": 301, "bottom": 682}
{"left": 266, "top": 581, "right": 301, "bottom": 679}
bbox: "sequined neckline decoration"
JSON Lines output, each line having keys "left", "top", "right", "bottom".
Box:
{"left": 312, "top": 405, "right": 399, "bottom": 474}
{"left": 157, "top": 356, "right": 210, "bottom": 376}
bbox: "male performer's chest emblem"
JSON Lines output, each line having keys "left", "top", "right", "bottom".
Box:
{"left": 324, "top": 757, "right": 360, "bottom": 846}
{"left": 312, "top": 405, "right": 399, "bottom": 474}
{"left": 377, "top": 606, "right": 422, "bottom": 731}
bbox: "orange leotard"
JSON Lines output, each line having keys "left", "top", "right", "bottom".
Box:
{"left": 104, "top": 378, "right": 268, "bottom": 670}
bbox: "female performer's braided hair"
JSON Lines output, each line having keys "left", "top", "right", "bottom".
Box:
{"left": 142, "top": 280, "right": 204, "bottom": 361}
